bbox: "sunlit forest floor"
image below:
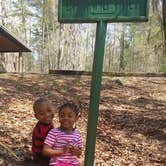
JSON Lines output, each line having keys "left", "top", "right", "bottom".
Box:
{"left": 0, "top": 74, "right": 165, "bottom": 166}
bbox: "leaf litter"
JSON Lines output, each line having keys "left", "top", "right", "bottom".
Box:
{"left": 0, "top": 74, "right": 165, "bottom": 166}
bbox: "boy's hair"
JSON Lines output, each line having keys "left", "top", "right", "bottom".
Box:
{"left": 59, "top": 102, "right": 79, "bottom": 116}
{"left": 33, "top": 98, "right": 49, "bottom": 113}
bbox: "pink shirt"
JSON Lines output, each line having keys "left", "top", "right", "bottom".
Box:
{"left": 44, "top": 128, "right": 83, "bottom": 166}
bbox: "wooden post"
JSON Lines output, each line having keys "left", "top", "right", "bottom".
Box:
{"left": 18, "top": 52, "right": 22, "bottom": 73}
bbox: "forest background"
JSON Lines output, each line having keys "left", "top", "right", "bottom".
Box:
{"left": 0, "top": 0, "right": 166, "bottom": 74}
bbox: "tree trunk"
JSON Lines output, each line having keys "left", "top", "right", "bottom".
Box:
{"left": 163, "top": 0, "right": 166, "bottom": 54}
{"left": 119, "top": 25, "right": 125, "bottom": 72}
{"left": 57, "top": 24, "right": 62, "bottom": 70}
{"left": 0, "top": 0, "right": 7, "bottom": 25}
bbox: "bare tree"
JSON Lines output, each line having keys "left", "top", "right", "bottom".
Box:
{"left": 163, "top": 0, "right": 166, "bottom": 53}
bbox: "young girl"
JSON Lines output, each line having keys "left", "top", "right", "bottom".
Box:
{"left": 43, "top": 102, "right": 83, "bottom": 166}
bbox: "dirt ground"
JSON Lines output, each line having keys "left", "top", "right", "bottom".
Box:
{"left": 0, "top": 73, "right": 165, "bottom": 166}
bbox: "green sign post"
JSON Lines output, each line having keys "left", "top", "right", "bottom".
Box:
{"left": 58, "top": 0, "right": 149, "bottom": 165}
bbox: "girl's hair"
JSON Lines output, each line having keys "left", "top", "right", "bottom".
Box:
{"left": 33, "top": 98, "right": 49, "bottom": 113}
{"left": 59, "top": 102, "right": 79, "bottom": 116}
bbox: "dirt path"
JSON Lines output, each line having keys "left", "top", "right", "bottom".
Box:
{"left": 0, "top": 74, "right": 165, "bottom": 165}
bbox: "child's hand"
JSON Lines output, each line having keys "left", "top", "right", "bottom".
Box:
{"left": 64, "top": 142, "right": 82, "bottom": 157}
{"left": 63, "top": 142, "right": 73, "bottom": 153}
{"left": 70, "top": 147, "right": 82, "bottom": 157}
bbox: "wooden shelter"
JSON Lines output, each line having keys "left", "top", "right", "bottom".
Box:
{"left": 0, "top": 25, "right": 31, "bottom": 72}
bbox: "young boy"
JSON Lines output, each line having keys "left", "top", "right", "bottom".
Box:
{"left": 32, "top": 98, "right": 54, "bottom": 166}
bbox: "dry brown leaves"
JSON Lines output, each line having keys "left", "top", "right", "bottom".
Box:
{"left": 0, "top": 74, "right": 165, "bottom": 166}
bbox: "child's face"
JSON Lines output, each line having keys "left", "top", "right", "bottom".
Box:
{"left": 35, "top": 103, "right": 54, "bottom": 124}
{"left": 59, "top": 107, "right": 77, "bottom": 131}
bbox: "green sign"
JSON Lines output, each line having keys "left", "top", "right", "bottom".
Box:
{"left": 58, "top": 0, "right": 149, "bottom": 23}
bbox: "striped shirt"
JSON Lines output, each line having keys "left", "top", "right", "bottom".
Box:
{"left": 32, "top": 121, "right": 53, "bottom": 162}
{"left": 44, "top": 127, "right": 83, "bottom": 166}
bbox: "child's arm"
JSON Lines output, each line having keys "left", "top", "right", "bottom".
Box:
{"left": 42, "top": 144, "right": 64, "bottom": 157}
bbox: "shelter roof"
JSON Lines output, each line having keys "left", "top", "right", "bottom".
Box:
{"left": 0, "top": 25, "right": 31, "bottom": 52}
